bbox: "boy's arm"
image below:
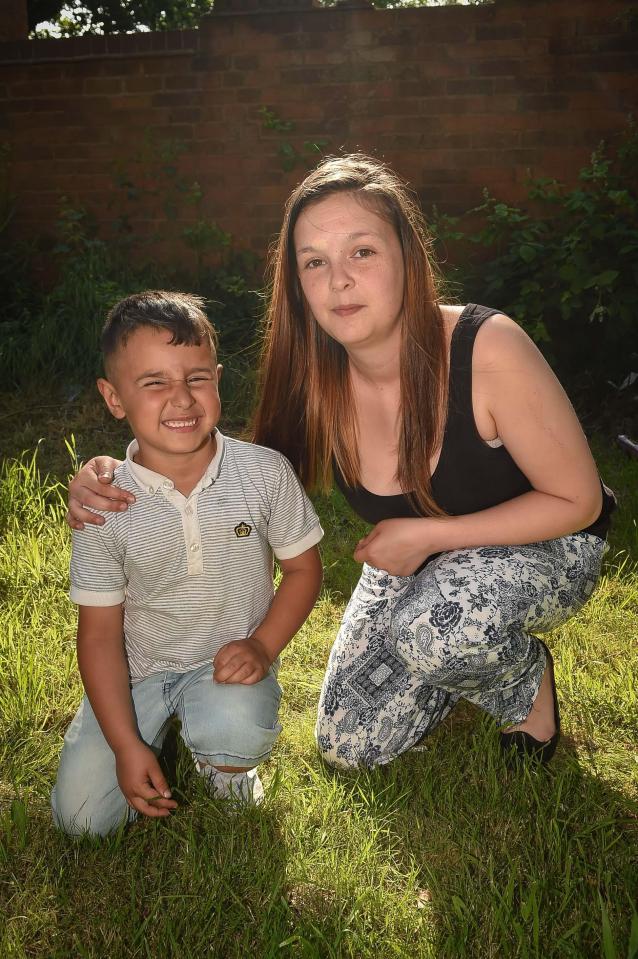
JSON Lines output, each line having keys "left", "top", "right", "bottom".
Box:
{"left": 213, "top": 545, "right": 323, "bottom": 684}
{"left": 77, "top": 605, "right": 176, "bottom": 817}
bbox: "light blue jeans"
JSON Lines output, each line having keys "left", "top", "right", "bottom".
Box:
{"left": 51, "top": 663, "right": 282, "bottom": 836}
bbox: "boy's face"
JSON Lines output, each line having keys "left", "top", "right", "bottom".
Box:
{"left": 97, "top": 326, "right": 222, "bottom": 467}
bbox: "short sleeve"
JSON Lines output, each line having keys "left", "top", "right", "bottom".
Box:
{"left": 267, "top": 456, "right": 323, "bottom": 560}
{"left": 69, "top": 520, "right": 126, "bottom": 606}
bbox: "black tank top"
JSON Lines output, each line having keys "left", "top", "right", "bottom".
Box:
{"left": 334, "top": 303, "right": 614, "bottom": 539}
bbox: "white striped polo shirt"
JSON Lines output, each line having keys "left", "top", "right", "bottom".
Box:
{"left": 70, "top": 431, "right": 324, "bottom": 682}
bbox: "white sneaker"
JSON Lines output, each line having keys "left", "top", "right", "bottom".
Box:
{"left": 198, "top": 766, "right": 264, "bottom": 806}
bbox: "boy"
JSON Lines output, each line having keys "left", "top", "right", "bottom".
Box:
{"left": 52, "top": 291, "right": 323, "bottom": 836}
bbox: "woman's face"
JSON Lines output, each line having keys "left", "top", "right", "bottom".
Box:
{"left": 293, "top": 191, "right": 405, "bottom": 353}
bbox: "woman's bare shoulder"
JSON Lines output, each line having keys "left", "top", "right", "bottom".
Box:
{"left": 472, "top": 312, "right": 541, "bottom": 370}
{"left": 438, "top": 305, "right": 537, "bottom": 370}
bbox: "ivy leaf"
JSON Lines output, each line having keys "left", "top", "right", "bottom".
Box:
{"left": 518, "top": 244, "right": 537, "bottom": 263}
{"left": 585, "top": 269, "right": 620, "bottom": 289}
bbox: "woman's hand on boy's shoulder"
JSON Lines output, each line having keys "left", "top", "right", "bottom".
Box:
{"left": 213, "top": 637, "right": 272, "bottom": 685}
{"left": 67, "top": 456, "right": 132, "bottom": 529}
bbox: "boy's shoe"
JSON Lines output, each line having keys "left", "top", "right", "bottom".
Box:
{"left": 198, "top": 765, "right": 264, "bottom": 806}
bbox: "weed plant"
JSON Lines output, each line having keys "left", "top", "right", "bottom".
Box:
{"left": 431, "top": 122, "right": 638, "bottom": 405}
{"left": 0, "top": 401, "right": 636, "bottom": 958}
{"left": 0, "top": 190, "right": 263, "bottom": 420}
{"left": 3, "top": 124, "right": 637, "bottom": 426}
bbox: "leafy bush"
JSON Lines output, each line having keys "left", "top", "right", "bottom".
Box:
{"left": 0, "top": 238, "right": 42, "bottom": 380}
{"left": 0, "top": 202, "right": 142, "bottom": 387}
{"left": 433, "top": 123, "right": 638, "bottom": 399}
{"left": 4, "top": 124, "right": 636, "bottom": 415}
{"left": 0, "top": 196, "right": 263, "bottom": 406}
{"left": 0, "top": 144, "right": 45, "bottom": 383}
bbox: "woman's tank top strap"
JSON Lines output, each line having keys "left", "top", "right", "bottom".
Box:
{"left": 446, "top": 303, "right": 503, "bottom": 424}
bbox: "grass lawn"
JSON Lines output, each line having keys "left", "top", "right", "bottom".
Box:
{"left": 0, "top": 387, "right": 636, "bottom": 959}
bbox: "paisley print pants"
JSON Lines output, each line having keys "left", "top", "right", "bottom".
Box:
{"left": 315, "top": 533, "right": 606, "bottom": 769}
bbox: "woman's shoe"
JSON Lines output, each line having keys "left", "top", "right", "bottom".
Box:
{"left": 499, "top": 639, "right": 561, "bottom": 766}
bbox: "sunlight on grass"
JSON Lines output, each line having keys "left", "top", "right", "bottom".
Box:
{"left": 1, "top": 438, "right": 636, "bottom": 959}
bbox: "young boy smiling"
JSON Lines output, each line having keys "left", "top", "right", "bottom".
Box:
{"left": 52, "top": 291, "right": 323, "bottom": 836}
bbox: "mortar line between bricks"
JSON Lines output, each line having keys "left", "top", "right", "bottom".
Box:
{"left": 0, "top": 50, "right": 195, "bottom": 66}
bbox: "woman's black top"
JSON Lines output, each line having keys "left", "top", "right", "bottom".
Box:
{"left": 334, "top": 303, "right": 615, "bottom": 540}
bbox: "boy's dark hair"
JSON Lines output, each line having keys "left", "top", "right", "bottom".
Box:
{"left": 102, "top": 291, "right": 217, "bottom": 370}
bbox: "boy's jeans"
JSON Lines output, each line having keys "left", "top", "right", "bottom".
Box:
{"left": 51, "top": 663, "right": 281, "bottom": 836}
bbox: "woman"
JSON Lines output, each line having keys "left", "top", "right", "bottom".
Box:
{"left": 67, "top": 154, "right": 614, "bottom": 769}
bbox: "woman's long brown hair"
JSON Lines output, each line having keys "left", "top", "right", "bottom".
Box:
{"left": 253, "top": 154, "right": 448, "bottom": 517}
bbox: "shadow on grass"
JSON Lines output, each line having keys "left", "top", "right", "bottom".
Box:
{"left": 2, "top": 704, "right": 636, "bottom": 959}
{"left": 3, "top": 736, "right": 392, "bottom": 959}
{"left": 3, "top": 760, "right": 293, "bottom": 958}
{"left": 310, "top": 703, "right": 638, "bottom": 959}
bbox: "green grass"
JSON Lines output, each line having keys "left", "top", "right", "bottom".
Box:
{"left": 0, "top": 389, "right": 637, "bottom": 959}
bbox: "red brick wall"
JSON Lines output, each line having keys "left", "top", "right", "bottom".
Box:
{"left": 0, "top": 0, "right": 27, "bottom": 43}
{"left": 0, "top": 0, "right": 636, "bottom": 265}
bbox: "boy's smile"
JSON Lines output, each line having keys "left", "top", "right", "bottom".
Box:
{"left": 98, "top": 326, "right": 222, "bottom": 482}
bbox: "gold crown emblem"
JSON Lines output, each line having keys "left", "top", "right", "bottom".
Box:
{"left": 234, "top": 522, "right": 252, "bottom": 539}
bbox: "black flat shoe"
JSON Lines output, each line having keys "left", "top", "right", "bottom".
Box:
{"left": 500, "top": 639, "right": 561, "bottom": 767}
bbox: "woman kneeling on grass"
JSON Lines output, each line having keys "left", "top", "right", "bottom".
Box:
{"left": 67, "top": 154, "right": 614, "bottom": 770}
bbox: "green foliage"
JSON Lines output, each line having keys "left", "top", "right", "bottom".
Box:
{"left": 0, "top": 445, "right": 65, "bottom": 542}
{"left": 111, "top": 132, "right": 194, "bottom": 235}
{"left": 110, "top": 131, "right": 238, "bottom": 282}
{"left": 0, "top": 130, "right": 263, "bottom": 395}
{"left": 4, "top": 119, "right": 636, "bottom": 413}
{"left": 110, "top": 131, "right": 264, "bottom": 414}
{"left": 432, "top": 124, "right": 638, "bottom": 397}
{"left": 30, "top": 0, "right": 491, "bottom": 35}
{"left": 259, "top": 106, "right": 329, "bottom": 173}
{"left": 258, "top": 106, "right": 294, "bottom": 135}
{"left": 29, "top": 0, "right": 214, "bottom": 37}
{"left": 0, "top": 144, "right": 42, "bottom": 367}
{"left": 0, "top": 251, "right": 41, "bottom": 383}
{"left": 0, "top": 200, "right": 138, "bottom": 386}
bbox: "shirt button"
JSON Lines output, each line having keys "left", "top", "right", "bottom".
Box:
{"left": 163, "top": 480, "right": 173, "bottom": 490}
{"left": 189, "top": 543, "right": 200, "bottom": 552}
{"left": 147, "top": 486, "right": 153, "bottom": 494}
{"left": 185, "top": 506, "right": 192, "bottom": 515}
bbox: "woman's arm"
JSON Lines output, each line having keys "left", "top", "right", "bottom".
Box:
{"left": 355, "top": 316, "right": 603, "bottom": 575}
{"left": 67, "top": 457, "right": 133, "bottom": 529}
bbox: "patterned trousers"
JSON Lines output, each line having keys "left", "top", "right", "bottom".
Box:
{"left": 315, "top": 533, "right": 606, "bottom": 769}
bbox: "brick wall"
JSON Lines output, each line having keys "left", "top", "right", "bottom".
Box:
{"left": 0, "top": 0, "right": 636, "bottom": 266}
{"left": 0, "top": 0, "right": 27, "bottom": 43}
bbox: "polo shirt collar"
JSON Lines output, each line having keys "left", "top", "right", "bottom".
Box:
{"left": 125, "top": 430, "right": 225, "bottom": 494}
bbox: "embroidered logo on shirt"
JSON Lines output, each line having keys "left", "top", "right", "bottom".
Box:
{"left": 234, "top": 522, "right": 252, "bottom": 538}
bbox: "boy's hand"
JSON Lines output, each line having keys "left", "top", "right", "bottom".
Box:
{"left": 213, "top": 637, "right": 271, "bottom": 685}
{"left": 114, "top": 740, "right": 177, "bottom": 818}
